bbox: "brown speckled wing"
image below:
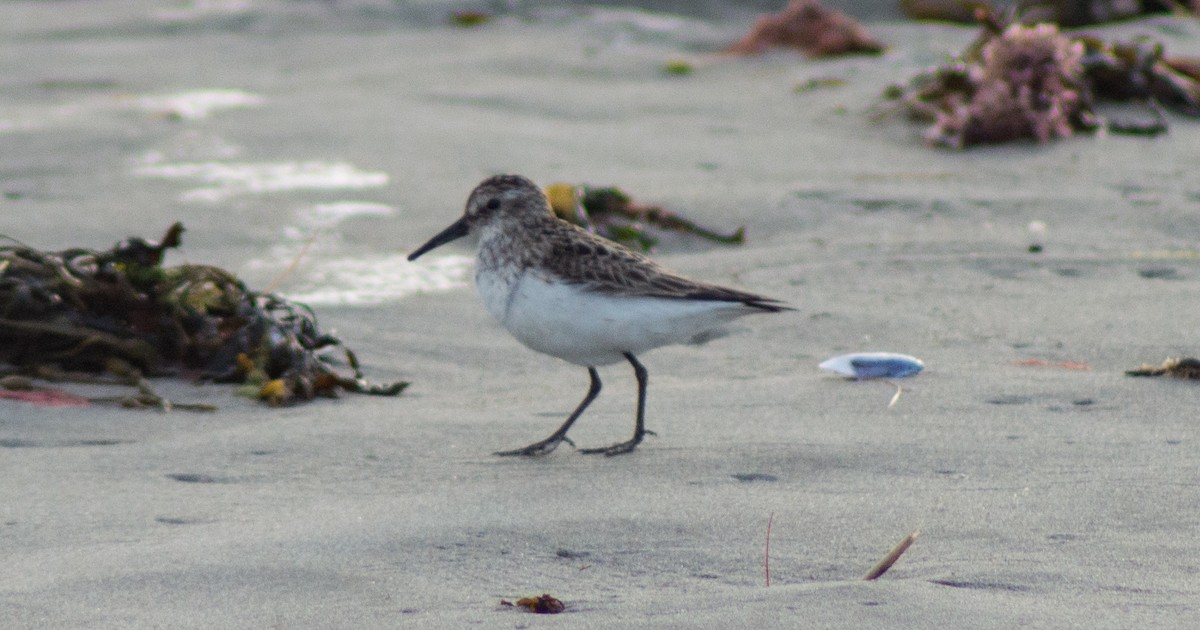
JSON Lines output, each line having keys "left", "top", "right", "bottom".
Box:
{"left": 536, "top": 219, "right": 791, "bottom": 313}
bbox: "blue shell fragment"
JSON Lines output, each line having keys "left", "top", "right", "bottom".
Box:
{"left": 819, "top": 352, "right": 925, "bottom": 379}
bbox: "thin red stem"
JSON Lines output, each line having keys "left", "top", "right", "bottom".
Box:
{"left": 764, "top": 511, "right": 774, "bottom": 588}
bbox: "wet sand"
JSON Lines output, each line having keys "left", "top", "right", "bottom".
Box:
{"left": 2, "top": 2, "right": 1199, "bottom": 627}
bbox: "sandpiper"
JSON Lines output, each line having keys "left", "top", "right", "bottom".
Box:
{"left": 407, "top": 174, "right": 790, "bottom": 456}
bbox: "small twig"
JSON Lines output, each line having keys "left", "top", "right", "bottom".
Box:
{"left": 263, "top": 231, "right": 318, "bottom": 294}
{"left": 863, "top": 529, "right": 920, "bottom": 580}
{"left": 87, "top": 395, "right": 217, "bottom": 412}
{"left": 764, "top": 511, "right": 774, "bottom": 588}
{"left": 0, "top": 233, "right": 35, "bottom": 248}
{"left": 19, "top": 365, "right": 217, "bottom": 412}
{"left": 883, "top": 379, "right": 903, "bottom": 408}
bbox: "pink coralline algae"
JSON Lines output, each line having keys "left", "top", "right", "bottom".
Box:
{"left": 881, "top": 9, "right": 1200, "bottom": 148}
{"left": 926, "top": 23, "right": 1086, "bottom": 148}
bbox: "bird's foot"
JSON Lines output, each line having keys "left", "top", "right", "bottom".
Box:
{"left": 578, "top": 430, "right": 654, "bottom": 457}
{"left": 493, "top": 435, "right": 575, "bottom": 457}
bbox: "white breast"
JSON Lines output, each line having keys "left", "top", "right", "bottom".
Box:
{"left": 474, "top": 264, "right": 516, "bottom": 326}
{"left": 481, "top": 270, "right": 758, "bottom": 367}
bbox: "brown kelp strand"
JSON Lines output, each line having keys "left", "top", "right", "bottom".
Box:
{"left": 877, "top": 5, "right": 1200, "bottom": 147}
{"left": 0, "top": 223, "right": 407, "bottom": 407}
{"left": 724, "top": 0, "right": 884, "bottom": 57}
{"left": 1126, "top": 357, "right": 1200, "bottom": 379}
{"left": 500, "top": 594, "right": 566, "bottom": 614}
{"left": 902, "top": 0, "right": 1200, "bottom": 26}
{"left": 545, "top": 183, "right": 745, "bottom": 252}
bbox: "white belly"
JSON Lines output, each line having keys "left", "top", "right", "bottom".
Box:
{"left": 477, "top": 269, "right": 756, "bottom": 366}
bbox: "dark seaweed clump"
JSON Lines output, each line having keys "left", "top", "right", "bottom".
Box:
{"left": 0, "top": 223, "right": 406, "bottom": 406}
{"left": 546, "top": 183, "right": 745, "bottom": 251}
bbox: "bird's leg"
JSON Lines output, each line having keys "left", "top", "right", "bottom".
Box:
{"left": 580, "top": 353, "right": 651, "bottom": 456}
{"left": 494, "top": 367, "right": 601, "bottom": 457}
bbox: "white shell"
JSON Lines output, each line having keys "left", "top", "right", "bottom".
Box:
{"left": 819, "top": 352, "right": 925, "bottom": 379}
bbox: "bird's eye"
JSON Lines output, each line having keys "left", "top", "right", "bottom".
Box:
{"left": 485, "top": 198, "right": 500, "bottom": 210}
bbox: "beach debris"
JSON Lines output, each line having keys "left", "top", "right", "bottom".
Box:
{"left": 663, "top": 59, "right": 695, "bottom": 76}
{"left": 821, "top": 352, "right": 923, "bottom": 408}
{"left": 733, "top": 472, "right": 779, "bottom": 482}
{"left": 1126, "top": 357, "right": 1200, "bottom": 379}
{"left": 724, "top": 0, "right": 885, "bottom": 57}
{"left": 1027, "top": 220, "right": 1047, "bottom": 254}
{"left": 1078, "top": 35, "right": 1200, "bottom": 124}
{"left": 794, "top": 77, "right": 848, "bottom": 93}
{"left": 448, "top": 10, "right": 491, "bottom": 27}
{"left": 545, "top": 183, "right": 745, "bottom": 251}
{"left": 863, "top": 529, "right": 921, "bottom": 581}
{"left": 917, "top": 20, "right": 1085, "bottom": 147}
{"left": 820, "top": 352, "right": 925, "bottom": 379}
{"left": 899, "top": 0, "right": 1195, "bottom": 25}
{"left": 0, "top": 374, "right": 90, "bottom": 408}
{"left": 1019, "top": 0, "right": 1197, "bottom": 27}
{"left": 1015, "top": 358, "right": 1090, "bottom": 370}
{"left": 500, "top": 594, "right": 566, "bottom": 614}
{"left": 0, "top": 223, "right": 407, "bottom": 408}
{"left": 764, "top": 511, "right": 775, "bottom": 587}
{"left": 878, "top": 6, "right": 1200, "bottom": 147}
{"left": 0, "top": 363, "right": 220, "bottom": 412}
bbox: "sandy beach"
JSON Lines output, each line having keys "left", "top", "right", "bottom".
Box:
{"left": 2, "top": 1, "right": 1199, "bottom": 627}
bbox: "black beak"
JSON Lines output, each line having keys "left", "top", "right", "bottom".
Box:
{"left": 407, "top": 216, "right": 470, "bottom": 261}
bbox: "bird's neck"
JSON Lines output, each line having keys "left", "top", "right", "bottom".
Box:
{"left": 476, "top": 216, "right": 547, "bottom": 274}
